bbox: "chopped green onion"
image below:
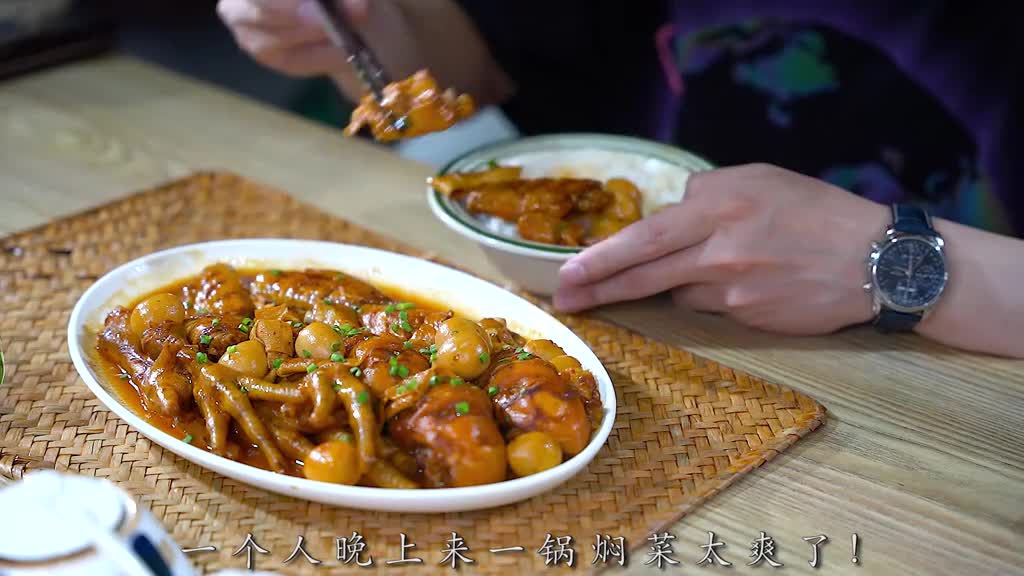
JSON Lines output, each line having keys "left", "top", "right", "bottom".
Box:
{"left": 396, "top": 302, "right": 415, "bottom": 311}
{"left": 334, "top": 323, "right": 361, "bottom": 337}
{"left": 238, "top": 324, "right": 250, "bottom": 334}
{"left": 406, "top": 379, "right": 418, "bottom": 390}
{"left": 330, "top": 352, "right": 344, "bottom": 362}
{"left": 323, "top": 298, "right": 334, "bottom": 306}
{"left": 398, "top": 310, "right": 409, "bottom": 321}
{"left": 390, "top": 323, "right": 403, "bottom": 335}
{"left": 292, "top": 321, "right": 304, "bottom": 329}
{"left": 502, "top": 344, "right": 512, "bottom": 350}
{"left": 211, "top": 319, "right": 221, "bottom": 327}
{"left": 336, "top": 432, "right": 353, "bottom": 443}
{"left": 396, "top": 384, "right": 407, "bottom": 394}
{"left": 241, "top": 317, "right": 253, "bottom": 326}
{"left": 333, "top": 383, "right": 342, "bottom": 392}
{"left": 400, "top": 320, "right": 413, "bottom": 332}
{"left": 487, "top": 386, "right": 499, "bottom": 396}
{"left": 352, "top": 305, "right": 362, "bottom": 314}
{"left": 270, "top": 269, "right": 282, "bottom": 277}
{"left": 515, "top": 347, "right": 524, "bottom": 353}
{"left": 429, "top": 375, "right": 440, "bottom": 386}
{"left": 183, "top": 434, "right": 194, "bottom": 444}
{"left": 350, "top": 367, "right": 363, "bottom": 378}
{"left": 331, "top": 341, "right": 342, "bottom": 352}
{"left": 239, "top": 385, "right": 248, "bottom": 394}
{"left": 226, "top": 345, "right": 237, "bottom": 354}
{"left": 302, "top": 349, "right": 312, "bottom": 358}
{"left": 403, "top": 340, "right": 413, "bottom": 349}
{"left": 195, "top": 352, "right": 209, "bottom": 364}
{"left": 306, "top": 363, "right": 317, "bottom": 374}
{"left": 393, "top": 350, "right": 401, "bottom": 356}
{"left": 356, "top": 390, "right": 369, "bottom": 405}
{"left": 118, "top": 373, "right": 129, "bottom": 380}
{"left": 517, "top": 352, "right": 533, "bottom": 360}
{"left": 389, "top": 356, "right": 409, "bottom": 377}
{"left": 200, "top": 334, "right": 212, "bottom": 345}
{"left": 385, "top": 304, "right": 396, "bottom": 313}
{"left": 455, "top": 401, "right": 470, "bottom": 416}
{"left": 450, "top": 377, "right": 464, "bottom": 386}
{"left": 479, "top": 351, "right": 490, "bottom": 364}
{"left": 429, "top": 352, "right": 438, "bottom": 364}
{"left": 272, "top": 358, "right": 283, "bottom": 370}
{"left": 197, "top": 308, "right": 209, "bottom": 315}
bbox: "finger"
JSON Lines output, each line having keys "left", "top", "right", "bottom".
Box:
{"left": 670, "top": 284, "right": 726, "bottom": 313}
{"left": 553, "top": 247, "right": 707, "bottom": 313}
{"left": 558, "top": 197, "right": 714, "bottom": 288}
{"left": 230, "top": 24, "right": 335, "bottom": 71}
{"left": 220, "top": 0, "right": 305, "bottom": 26}
{"left": 270, "top": 41, "right": 353, "bottom": 76}
{"left": 232, "top": 20, "right": 327, "bottom": 49}
{"left": 296, "top": 0, "right": 371, "bottom": 28}
{"left": 340, "top": 0, "right": 371, "bottom": 26}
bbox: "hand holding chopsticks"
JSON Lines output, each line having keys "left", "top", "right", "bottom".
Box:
{"left": 217, "top": 0, "right": 478, "bottom": 141}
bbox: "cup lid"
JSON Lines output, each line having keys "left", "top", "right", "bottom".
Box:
{"left": 0, "top": 471, "right": 129, "bottom": 564}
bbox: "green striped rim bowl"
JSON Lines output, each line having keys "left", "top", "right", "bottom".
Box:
{"left": 425, "top": 133, "right": 714, "bottom": 294}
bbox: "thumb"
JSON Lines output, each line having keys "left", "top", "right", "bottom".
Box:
{"left": 341, "top": 0, "right": 370, "bottom": 25}
{"left": 296, "top": 0, "right": 370, "bottom": 28}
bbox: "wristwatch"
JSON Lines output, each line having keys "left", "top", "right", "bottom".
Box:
{"left": 865, "top": 204, "right": 949, "bottom": 332}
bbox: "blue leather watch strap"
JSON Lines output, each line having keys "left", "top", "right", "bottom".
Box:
{"left": 875, "top": 309, "right": 922, "bottom": 332}
{"left": 891, "top": 203, "right": 934, "bottom": 235}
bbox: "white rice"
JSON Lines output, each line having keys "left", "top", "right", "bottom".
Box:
{"left": 479, "top": 212, "right": 521, "bottom": 239}
{"left": 468, "top": 148, "right": 695, "bottom": 242}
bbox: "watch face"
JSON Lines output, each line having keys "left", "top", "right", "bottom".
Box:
{"left": 874, "top": 237, "right": 947, "bottom": 309}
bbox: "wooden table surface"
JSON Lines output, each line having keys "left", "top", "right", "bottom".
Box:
{"left": 1, "top": 56, "right": 1021, "bottom": 575}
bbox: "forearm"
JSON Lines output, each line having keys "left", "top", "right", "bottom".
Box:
{"left": 916, "top": 219, "right": 1024, "bottom": 358}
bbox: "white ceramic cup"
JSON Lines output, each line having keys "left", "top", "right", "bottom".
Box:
{"left": 0, "top": 471, "right": 196, "bottom": 576}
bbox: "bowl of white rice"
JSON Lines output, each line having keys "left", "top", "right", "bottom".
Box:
{"left": 427, "top": 133, "right": 713, "bottom": 295}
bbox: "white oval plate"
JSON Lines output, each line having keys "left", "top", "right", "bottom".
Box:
{"left": 67, "top": 239, "right": 616, "bottom": 513}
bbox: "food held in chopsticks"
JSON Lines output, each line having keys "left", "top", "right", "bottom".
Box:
{"left": 429, "top": 164, "right": 645, "bottom": 246}
{"left": 95, "top": 263, "right": 602, "bottom": 489}
{"left": 345, "top": 70, "right": 475, "bottom": 142}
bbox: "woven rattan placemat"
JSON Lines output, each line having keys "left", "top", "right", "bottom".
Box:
{"left": 0, "top": 172, "right": 825, "bottom": 574}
